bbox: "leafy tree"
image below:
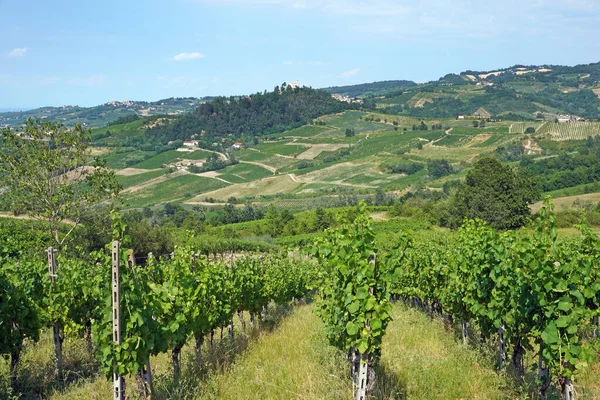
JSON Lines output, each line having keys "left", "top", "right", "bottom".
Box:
{"left": 427, "top": 159, "right": 453, "bottom": 179}
{"left": 0, "top": 119, "right": 120, "bottom": 248}
{"left": 525, "top": 127, "right": 536, "bottom": 134}
{"left": 452, "top": 158, "right": 540, "bottom": 230}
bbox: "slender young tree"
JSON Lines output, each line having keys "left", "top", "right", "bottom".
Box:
{"left": 0, "top": 119, "right": 120, "bottom": 248}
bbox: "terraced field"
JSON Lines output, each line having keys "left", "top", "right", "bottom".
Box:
{"left": 98, "top": 111, "right": 532, "bottom": 206}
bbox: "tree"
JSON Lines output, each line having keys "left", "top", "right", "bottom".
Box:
{"left": 452, "top": 158, "right": 540, "bottom": 230}
{"left": 427, "top": 159, "right": 453, "bottom": 179}
{"left": 0, "top": 119, "right": 120, "bottom": 248}
{"left": 473, "top": 120, "right": 479, "bottom": 128}
{"left": 345, "top": 128, "right": 355, "bottom": 137}
{"left": 374, "top": 188, "right": 386, "bottom": 206}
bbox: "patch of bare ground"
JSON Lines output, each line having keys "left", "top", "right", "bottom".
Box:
{"left": 116, "top": 168, "right": 160, "bottom": 176}
{"left": 523, "top": 138, "right": 542, "bottom": 155}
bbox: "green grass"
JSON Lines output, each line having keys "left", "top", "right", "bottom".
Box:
{"left": 233, "top": 149, "right": 271, "bottom": 162}
{"left": 252, "top": 142, "right": 307, "bottom": 156}
{"left": 116, "top": 169, "right": 171, "bottom": 189}
{"left": 8, "top": 302, "right": 600, "bottom": 399}
{"left": 125, "top": 174, "right": 229, "bottom": 208}
{"left": 196, "top": 305, "right": 351, "bottom": 399}
{"left": 90, "top": 119, "right": 147, "bottom": 146}
{"left": 435, "top": 134, "right": 470, "bottom": 147}
{"left": 318, "top": 110, "right": 391, "bottom": 134}
{"left": 103, "top": 149, "right": 156, "bottom": 170}
{"left": 474, "top": 134, "right": 510, "bottom": 147}
{"left": 132, "top": 150, "right": 213, "bottom": 169}
{"left": 219, "top": 163, "right": 273, "bottom": 183}
{"left": 279, "top": 125, "right": 333, "bottom": 138}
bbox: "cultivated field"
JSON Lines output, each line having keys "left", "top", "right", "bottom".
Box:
{"left": 537, "top": 121, "right": 600, "bottom": 141}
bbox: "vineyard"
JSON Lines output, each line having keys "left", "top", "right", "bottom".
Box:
{"left": 537, "top": 122, "right": 600, "bottom": 141}
{"left": 1, "top": 200, "right": 600, "bottom": 399}
{"left": 509, "top": 122, "right": 547, "bottom": 134}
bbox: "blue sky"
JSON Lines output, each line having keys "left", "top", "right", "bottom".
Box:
{"left": 1, "top": 0, "right": 600, "bottom": 109}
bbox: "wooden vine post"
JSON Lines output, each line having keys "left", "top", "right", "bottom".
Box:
{"left": 112, "top": 241, "right": 124, "bottom": 400}
{"left": 47, "top": 247, "right": 63, "bottom": 382}
{"left": 355, "top": 254, "right": 376, "bottom": 400}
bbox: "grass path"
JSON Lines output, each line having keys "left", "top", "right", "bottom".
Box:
{"left": 197, "top": 304, "right": 510, "bottom": 400}
{"left": 17, "top": 302, "right": 600, "bottom": 399}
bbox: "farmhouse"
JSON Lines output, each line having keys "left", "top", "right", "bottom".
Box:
{"left": 232, "top": 142, "right": 243, "bottom": 150}
{"left": 332, "top": 93, "right": 352, "bottom": 103}
{"left": 558, "top": 115, "right": 571, "bottom": 123}
{"left": 163, "top": 160, "right": 205, "bottom": 170}
{"left": 183, "top": 140, "right": 200, "bottom": 147}
{"left": 457, "top": 115, "right": 465, "bottom": 120}
{"left": 288, "top": 81, "right": 301, "bottom": 89}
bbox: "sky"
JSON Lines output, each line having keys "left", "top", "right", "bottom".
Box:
{"left": 1, "top": 0, "right": 600, "bottom": 109}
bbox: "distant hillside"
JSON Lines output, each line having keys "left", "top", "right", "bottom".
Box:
{"left": 145, "top": 85, "right": 354, "bottom": 147}
{"left": 370, "top": 62, "right": 600, "bottom": 120}
{"left": 322, "top": 80, "right": 417, "bottom": 97}
{"left": 0, "top": 97, "right": 209, "bottom": 129}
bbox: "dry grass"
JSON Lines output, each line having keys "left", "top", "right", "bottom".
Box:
{"left": 116, "top": 168, "right": 159, "bottom": 176}
{"left": 530, "top": 192, "right": 600, "bottom": 212}
{"left": 293, "top": 143, "right": 351, "bottom": 160}
{"left": 186, "top": 174, "right": 302, "bottom": 202}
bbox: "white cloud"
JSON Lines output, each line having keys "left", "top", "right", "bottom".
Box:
{"left": 173, "top": 52, "right": 205, "bottom": 61}
{"left": 8, "top": 47, "right": 27, "bottom": 57}
{"left": 340, "top": 68, "right": 360, "bottom": 79}
{"left": 68, "top": 75, "right": 106, "bottom": 87}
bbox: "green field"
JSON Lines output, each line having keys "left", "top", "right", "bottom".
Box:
{"left": 219, "top": 163, "right": 274, "bottom": 183}
{"left": 125, "top": 174, "right": 229, "bottom": 208}
{"left": 252, "top": 142, "right": 308, "bottom": 156}
{"left": 102, "top": 149, "right": 155, "bottom": 170}
{"left": 278, "top": 124, "right": 333, "bottom": 138}
{"left": 116, "top": 169, "right": 171, "bottom": 189}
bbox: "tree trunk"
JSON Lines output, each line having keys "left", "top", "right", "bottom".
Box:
{"left": 10, "top": 348, "right": 20, "bottom": 389}
{"left": 366, "top": 356, "right": 376, "bottom": 396}
{"left": 250, "top": 313, "right": 255, "bottom": 328}
{"left": 194, "top": 333, "right": 204, "bottom": 368}
{"left": 144, "top": 359, "right": 154, "bottom": 399}
{"left": 172, "top": 346, "right": 182, "bottom": 383}
{"left": 136, "top": 370, "right": 148, "bottom": 400}
{"left": 538, "top": 343, "right": 550, "bottom": 400}
{"left": 210, "top": 330, "right": 215, "bottom": 346}
{"left": 512, "top": 336, "right": 525, "bottom": 379}
{"left": 561, "top": 377, "right": 575, "bottom": 400}
{"left": 220, "top": 326, "right": 224, "bottom": 340}
{"left": 461, "top": 319, "right": 468, "bottom": 345}
{"left": 238, "top": 310, "right": 246, "bottom": 331}
{"left": 85, "top": 321, "right": 93, "bottom": 356}
{"left": 498, "top": 323, "right": 506, "bottom": 371}
{"left": 228, "top": 317, "right": 234, "bottom": 339}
